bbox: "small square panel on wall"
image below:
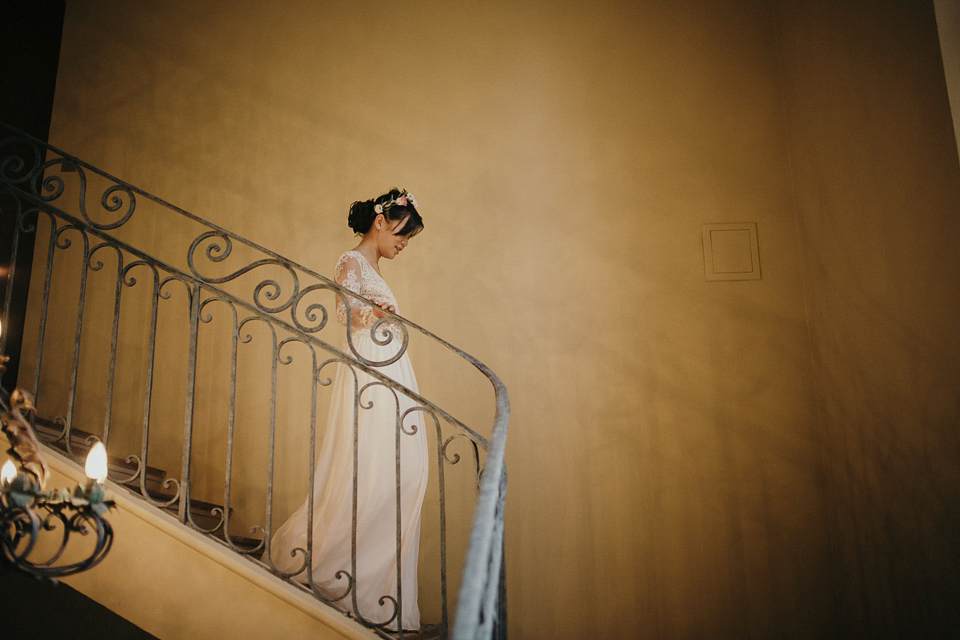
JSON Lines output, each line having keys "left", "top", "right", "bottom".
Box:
{"left": 701, "top": 222, "right": 761, "bottom": 281}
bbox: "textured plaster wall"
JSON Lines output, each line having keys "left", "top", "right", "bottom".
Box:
{"left": 28, "top": 0, "right": 960, "bottom": 638}
{"left": 776, "top": 1, "right": 960, "bottom": 636}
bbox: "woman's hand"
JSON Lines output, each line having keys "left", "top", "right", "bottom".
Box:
{"left": 371, "top": 300, "right": 396, "bottom": 318}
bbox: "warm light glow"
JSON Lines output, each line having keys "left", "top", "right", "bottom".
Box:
{"left": 0, "top": 317, "right": 3, "bottom": 339}
{"left": 1, "top": 460, "right": 15, "bottom": 484}
{"left": 85, "top": 442, "right": 108, "bottom": 483}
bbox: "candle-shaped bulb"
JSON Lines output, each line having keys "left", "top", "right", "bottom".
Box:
{"left": 1, "top": 460, "right": 15, "bottom": 484}
{"left": 85, "top": 442, "right": 108, "bottom": 483}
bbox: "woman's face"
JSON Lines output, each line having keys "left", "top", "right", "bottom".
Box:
{"left": 374, "top": 214, "right": 414, "bottom": 259}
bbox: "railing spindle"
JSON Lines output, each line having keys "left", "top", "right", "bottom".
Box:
{"left": 62, "top": 226, "right": 90, "bottom": 456}
{"left": 180, "top": 282, "right": 200, "bottom": 524}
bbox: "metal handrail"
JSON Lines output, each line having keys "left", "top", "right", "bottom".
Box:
{"left": 0, "top": 122, "right": 509, "bottom": 639}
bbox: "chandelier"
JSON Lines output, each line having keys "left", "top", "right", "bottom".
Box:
{"left": 0, "top": 317, "right": 115, "bottom": 580}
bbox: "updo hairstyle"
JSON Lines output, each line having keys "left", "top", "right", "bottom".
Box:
{"left": 348, "top": 188, "right": 424, "bottom": 237}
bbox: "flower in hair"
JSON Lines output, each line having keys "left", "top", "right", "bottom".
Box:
{"left": 375, "top": 190, "right": 418, "bottom": 214}
{"left": 399, "top": 190, "right": 418, "bottom": 209}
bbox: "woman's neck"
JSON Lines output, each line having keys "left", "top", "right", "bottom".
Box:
{"left": 353, "top": 237, "right": 382, "bottom": 272}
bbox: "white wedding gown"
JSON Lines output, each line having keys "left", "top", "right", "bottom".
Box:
{"left": 270, "top": 250, "right": 428, "bottom": 631}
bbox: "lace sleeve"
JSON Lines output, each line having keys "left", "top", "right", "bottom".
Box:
{"left": 335, "top": 254, "right": 377, "bottom": 328}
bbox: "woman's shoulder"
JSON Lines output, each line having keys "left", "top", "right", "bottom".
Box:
{"left": 334, "top": 249, "right": 366, "bottom": 276}
{"left": 335, "top": 249, "right": 363, "bottom": 266}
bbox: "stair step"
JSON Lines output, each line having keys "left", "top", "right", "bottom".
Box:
{"left": 137, "top": 492, "right": 264, "bottom": 555}
{"left": 32, "top": 417, "right": 263, "bottom": 555}
{"left": 33, "top": 418, "right": 168, "bottom": 493}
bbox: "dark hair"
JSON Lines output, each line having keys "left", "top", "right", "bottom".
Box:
{"left": 347, "top": 188, "right": 424, "bottom": 236}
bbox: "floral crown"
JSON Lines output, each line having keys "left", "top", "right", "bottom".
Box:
{"left": 373, "top": 189, "right": 418, "bottom": 214}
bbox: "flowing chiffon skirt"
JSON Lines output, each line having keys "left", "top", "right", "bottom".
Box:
{"left": 270, "top": 332, "right": 428, "bottom": 630}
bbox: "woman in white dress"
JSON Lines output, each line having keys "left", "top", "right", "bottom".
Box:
{"left": 270, "top": 188, "right": 427, "bottom": 633}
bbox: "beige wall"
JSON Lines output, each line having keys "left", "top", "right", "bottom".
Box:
{"left": 776, "top": 1, "right": 960, "bottom": 636}
{"left": 34, "top": 0, "right": 960, "bottom": 638}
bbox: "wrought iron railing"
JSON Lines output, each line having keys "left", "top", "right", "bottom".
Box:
{"left": 0, "top": 122, "right": 508, "bottom": 640}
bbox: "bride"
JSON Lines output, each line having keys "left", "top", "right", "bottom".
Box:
{"left": 270, "top": 188, "right": 427, "bottom": 632}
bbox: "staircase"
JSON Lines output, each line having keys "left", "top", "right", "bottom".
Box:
{"left": 0, "top": 122, "right": 508, "bottom": 640}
